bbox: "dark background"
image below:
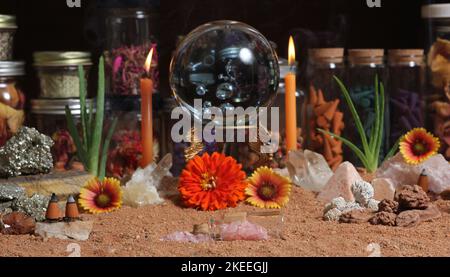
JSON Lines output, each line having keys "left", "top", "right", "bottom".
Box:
{"left": 0, "top": 0, "right": 445, "bottom": 98}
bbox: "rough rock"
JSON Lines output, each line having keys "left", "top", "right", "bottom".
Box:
{"left": 0, "top": 212, "right": 36, "bottom": 235}
{"left": 378, "top": 200, "right": 399, "bottom": 214}
{"left": 287, "top": 150, "right": 333, "bottom": 192}
{"left": 396, "top": 211, "right": 421, "bottom": 228}
{"left": 123, "top": 154, "right": 172, "bottom": 207}
{"left": 352, "top": 180, "right": 374, "bottom": 206}
{"left": 323, "top": 197, "right": 347, "bottom": 214}
{"left": 376, "top": 153, "right": 450, "bottom": 194}
{"left": 395, "top": 185, "right": 430, "bottom": 210}
{"left": 339, "top": 209, "right": 373, "bottom": 224}
{"left": 219, "top": 220, "right": 269, "bottom": 241}
{"left": 0, "top": 185, "right": 26, "bottom": 202}
{"left": 415, "top": 204, "right": 442, "bottom": 222}
{"left": 11, "top": 194, "right": 50, "bottom": 222}
{"left": 0, "top": 127, "right": 54, "bottom": 178}
{"left": 370, "top": 212, "right": 397, "bottom": 226}
{"left": 323, "top": 208, "right": 342, "bottom": 222}
{"left": 367, "top": 199, "right": 381, "bottom": 212}
{"left": 372, "top": 178, "right": 396, "bottom": 201}
{"left": 35, "top": 221, "right": 94, "bottom": 241}
{"left": 318, "top": 162, "right": 363, "bottom": 203}
{"left": 441, "top": 190, "right": 450, "bottom": 200}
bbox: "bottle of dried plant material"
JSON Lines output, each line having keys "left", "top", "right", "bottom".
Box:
{"left": 346, "top": 49, "right": 389, "bottom": 166}
{"left": 304, "top": 48, "right": 346, "bottom": 171}
{"left": 422, "top": 4, "right": 450, "bottom": 160}
{"left": 387, "top": 49, "right": 426, "bottom": 147}
{"left": 0, "top": 61, "right": 25, "bottom": 146}
{"left": 0, "top": 15, "right": 17, "bottom": 61}
{"left": 104, "top": 8, "right": 159, "bottom": 96}
{"left": 33, "top": 52, "right": 92, "bottom": 99}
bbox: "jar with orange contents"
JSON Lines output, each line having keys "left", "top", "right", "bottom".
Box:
{"left": 0, "top": 61, "right": 25, "bottom": 146}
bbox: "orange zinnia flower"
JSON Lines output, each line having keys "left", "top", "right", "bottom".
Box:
{"left": 178, "top": 152, "right": 247, "bottom": 211}
{"left": 246, "top": 167, "right": 292, "bottom": 209}
{"left": 399, "top": 128, "right": 441, "bottom": 165}
{"left": 79, "top": 177, "right": 123, "bottom": 214}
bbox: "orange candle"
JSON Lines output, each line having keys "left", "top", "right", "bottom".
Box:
{"left": 140, "top": 48, "right": 154, "bottom": 167}
{"left": 285, "top": 36, "right": 298, "bottom": 151}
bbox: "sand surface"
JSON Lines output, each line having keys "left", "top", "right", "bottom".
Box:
{"left": 1, "top": 186, "right": 450, "bottom": 257}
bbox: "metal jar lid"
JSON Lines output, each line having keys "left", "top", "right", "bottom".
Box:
{"left": 33, "top": 52, "right": 93, "bottom": 67}
{"left": 0, "top": 61, "right": 25, "bottom": 77}
{"left": 0, "top": 14, "right": 17, "bottom": 29}
{"left": 30, "top": 98, "right": 96, "bottom": 115}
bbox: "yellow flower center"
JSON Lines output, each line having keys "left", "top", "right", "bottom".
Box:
{"left": 96, "top": 193, "right": 111, "bottom": 208}
{"left": 200, "top": 173, "right": 217, "bottom": 191}
{"left": 413, "top": 141, "right": 427, "bottom": 155}
{"left": 257, "top": 182, "right": 276, "bottom": 201}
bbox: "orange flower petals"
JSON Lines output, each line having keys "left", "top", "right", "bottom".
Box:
{"left": 79, "top": 177, "right": 123, "bottom": 214}
{"left": 399, "top": 128, "right": 440, "bottom": 165}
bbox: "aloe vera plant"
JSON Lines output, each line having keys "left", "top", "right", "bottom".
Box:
{"left": 318, "top": 76, "right": 398, "bottom": 173}
{"left": 65, "top": 57, "right": 118, "bottom": 179}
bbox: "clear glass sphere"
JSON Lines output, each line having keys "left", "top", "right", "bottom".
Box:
{"left": 170, "top": 20, "right": 280, "bottom": 121}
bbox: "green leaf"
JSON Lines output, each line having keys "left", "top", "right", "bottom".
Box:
{"left": 78, "top": 65, "right": 88, "bottom": 150}
{"left": 370, "top": 75, "right": 380, "bottom": 155}
{"left": 318, "top": 129, "right": 371, "bottom": 169}
{"left": 333, "top": 76, "right": 371, "bottom": 156}
{"left": 89, "top": 57, "right": 106, "bottom": 177}
{"left": 65, "top": 106, "right": 88, "bottom": 168}
{"left": 374, "top": 82, "right": 386, "bottom": 162}
{"left": 99, "top": 117, "right": 118, "bottom": 180}
{"left": 88, "top": 100, "right": 94, "bottom": 148}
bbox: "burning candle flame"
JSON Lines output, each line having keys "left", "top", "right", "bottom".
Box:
{"left": 144, "top": 48, "right": 154, "bottom": 74}
{"left": 288, "top": 36, "right": 296, "bottom": 66}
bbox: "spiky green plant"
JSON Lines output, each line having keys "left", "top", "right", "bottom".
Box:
{"left": 65, "top": 57, "right": 118, "bottom": 179}
{"left": 318, "top": 76, "right": 398, "bottom": 173}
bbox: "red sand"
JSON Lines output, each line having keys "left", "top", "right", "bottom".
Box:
{"left": 1, "top": 186, "right": 450, "bottom": 257}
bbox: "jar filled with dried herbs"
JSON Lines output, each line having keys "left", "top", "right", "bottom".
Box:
{"left": 104, "top": 8, "right": 159, "bottom": 96}
{"left": 387, "top": 49, "right": 426, "bottom": 147}
{"left": 0, "top": 15, "right": 17, "bottom": 61}
{"left": 34, "top": 52, "right": 92, "bottom": 99}
{"left": 0, "top": 61, "right": 25, "bottom": 146}
{"left": 30, "top": 98, "right": 95, "bottom": 171}
{"left": 422, "top": 4, "right": 450, "bottom": 160}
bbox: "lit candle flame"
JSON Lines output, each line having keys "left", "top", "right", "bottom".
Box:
{"left": 288, "top": 36, "right": 296, "bottom": 66}
{"left": 144, "top": 48, "right": 154, "bottom": 74}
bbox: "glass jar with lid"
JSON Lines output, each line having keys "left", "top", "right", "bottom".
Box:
{"left": 30, "top": 98, "right": 95, "bottom": 171}
{"left": 387, "top": 49, "right": 426, "bottom": 147}
{"left": 422, "top": 4, "right": 450, "bottom": 160}
{"left": 345, "top": 49, "right": 389, "bottom": 166}
{"left": 104, "top": 8, "right": 159, "bottom": 96}
{"left": 0, "top": 15, "right": 17, "bottom": 61}
{"left": 33, "top": 52, "right": 92, "bottom": 99}
{"left": 0, "top": 61, "right": 25, "bottom": 146}
{"left": 303, "top": 48, "right": 346, "bottom": 170}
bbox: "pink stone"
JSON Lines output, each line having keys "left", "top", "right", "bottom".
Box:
{"left": 220, "top": 221, "right": 269, "bottom": 241}
{"left": 161, "top": 231, "right": 212, "bottom": 243}
{"left": 372, "top": 178, "right": 396, "bottom": 201}
{"left": 376, "top": 153, "right": 450, "bottom": 194}
{"left": 317, "top": 162, "right": 362, "bottom": 203}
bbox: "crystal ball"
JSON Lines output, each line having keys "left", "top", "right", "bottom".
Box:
{"left": 170, "top": 20, "right": 280, "bottom": 120}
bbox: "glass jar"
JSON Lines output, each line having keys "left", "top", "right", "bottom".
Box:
{"left": 0, "top": 15, "right": 17, "bottom": 61}
{"left": 104, "top": 8, "right": 159, "bottom": 96}
{"left": 33, "top": 52, "right": 92, "bottom": 99}
{"left": 422, "top": 4, "right": 450, "bottom": 160}
{"left": 346, "top": 49, "right": 389, "bottom": 166}
{"left": 304, "top": 48, "right": 346, "bottom": 170}
{"left": 105, "top": 96, "right": 161, "bottom": 179}
{"left": 29, "top": 98, "right": 95, "bottom": 171}
{"left": 0, "top": 61, "right": 25, "bottom": 146}
{"left": 387, "top": 49, "right": 426, "bottom": 147}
